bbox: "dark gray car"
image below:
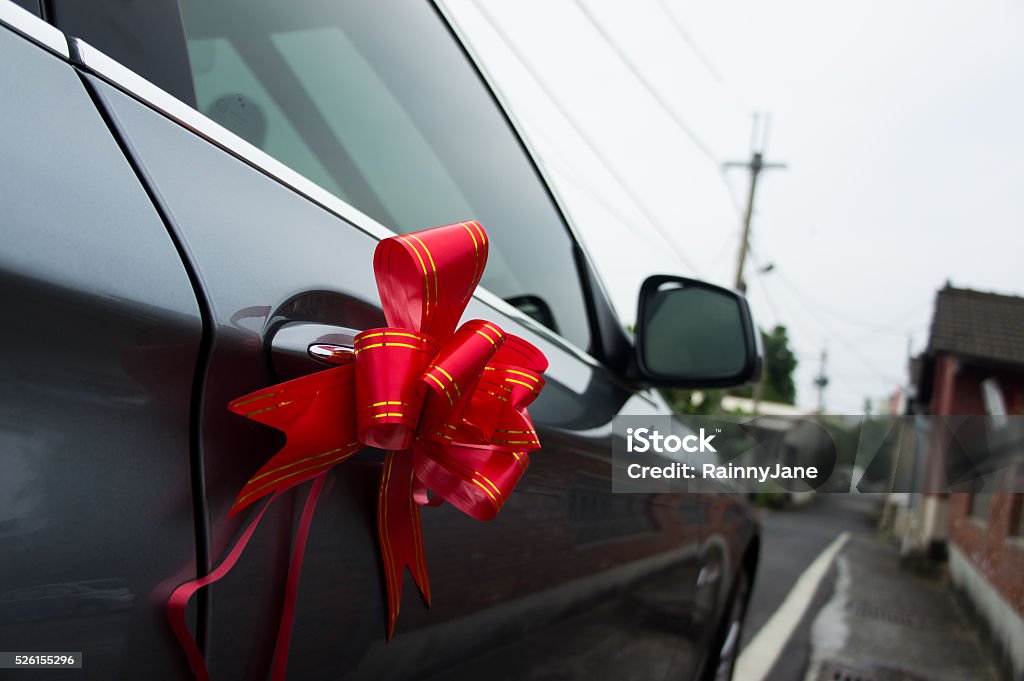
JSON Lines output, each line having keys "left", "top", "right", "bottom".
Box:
{"left": 0, "top": 2, "right": 761, "bottom": 679}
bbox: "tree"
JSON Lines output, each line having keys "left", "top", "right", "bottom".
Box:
{"left": 660, "top": 387, "right": 724, "bottom": 415}
{"left": 757, "top": 325, "right": 798, "bottom": 405}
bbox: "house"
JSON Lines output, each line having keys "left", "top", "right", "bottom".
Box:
{"left": 905, "top": 284, "right": 1024, "bottom": 679}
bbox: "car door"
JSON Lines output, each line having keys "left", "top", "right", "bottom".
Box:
{"left": 0, "top": 9, "right": 202, "bottom": 680}
{"left": 70, "top": 2, "right": 712, "bottom": 680}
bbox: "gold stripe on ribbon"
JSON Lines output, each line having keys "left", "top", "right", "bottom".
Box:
{"left": 379, "top": 454, "right": 398, "bottom": 624}
{"left": 432, "top": 365, "right": 461, "bottom": 398}
{"left": 505, "top": 369, "right": 539, "bottom": 383}
{"left": 407, "top": 233, "right": 439, "bottom": 318}
{"left": 247, "top": 443, "right": 359, "bottom": 484}
{"left": 471, "top": 478, "right": 498, "bottom": 504}
{"left": 397, "top": 236, "right": 432, "bottom": 317}
{"left": 424, "top": 373, "right": 454, "bottom": 405}
{"left": 471, "top": 221, "right": 487, "bottom": 250}
{"left": 358, "top": 330, "right": 429, "bottom": 343}
{"left": 461, "top": 222, "right": 481, "bottom": 289}
{"left": 410, "top": 468, "right": 429, "bottom": 591}
{"left": 355, "top": 342, "right": 425, "bottom": 354}
{"left": 506, "top": 379, "right": 537, "bottom": 390}
{"left": 475, "top": 330, "right": 498, "bottom": 346}
{"left": 475, "top": 472, "right": 503, "bottom": 499}
{"left": 481, "top": 322, "right": 503, "bottom": 339}
{"left": 232, "top": 390, "right": 280, "bottom": 407}
{"left": 237, "top": 448, "right": 357, "bottom": 507}
{"left": 246, "top": 400, "right": 294, "bottom": 417}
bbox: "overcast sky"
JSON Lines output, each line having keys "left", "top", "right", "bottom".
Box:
{"left": 441, "top": 0, "right": 1024, "bottom": 413}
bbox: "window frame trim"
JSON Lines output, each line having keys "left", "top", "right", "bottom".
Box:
{"left": 67, "top": 35, "right": 606, "bottom": 372}
{"left": 0, "top": 0, "right": 68, "bottom": 57}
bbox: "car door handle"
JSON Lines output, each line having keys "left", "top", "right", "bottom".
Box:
{"left": 270, "top": 321, "right": 358, "bottom": 380}
{"left": 696, "top": 562, "right": 721, "bottom": 589}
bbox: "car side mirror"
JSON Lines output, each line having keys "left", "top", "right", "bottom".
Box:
{"left": 634, "top": 275, "right": 762, "bottom": 388}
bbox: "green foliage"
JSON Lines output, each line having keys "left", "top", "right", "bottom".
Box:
{"left": 753, "top": 491, "right": 790, "bottom": 508}
{"left": 660, "top": 388, "right": 723, "bottom": 415}
{"left": 736, "top": 324, "right": 798, "bottom": 405}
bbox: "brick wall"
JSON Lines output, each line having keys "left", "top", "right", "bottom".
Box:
{"left": 949, "top": 493, "right": 1024, "bottom": 617}
{"left": 935, "top": 355, "right": 1024, "bottom": 617}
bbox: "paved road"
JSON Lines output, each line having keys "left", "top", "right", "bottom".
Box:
{"left": 737, "top": 494, "right": 883, "bottom": 681}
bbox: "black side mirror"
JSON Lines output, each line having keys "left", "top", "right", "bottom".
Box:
{"left": 634, "top": 275, "right": 762, "bottom": 388}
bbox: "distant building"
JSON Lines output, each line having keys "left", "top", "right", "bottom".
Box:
{"left": 719, "top": 395, "right": 811, "bottom": 417}
{"left": 905, "top": 284, "right": 1024, "bottom": 678}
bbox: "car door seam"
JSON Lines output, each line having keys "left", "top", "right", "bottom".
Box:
{"left": 73, "top": 60, "right": 216, "bottom": 659}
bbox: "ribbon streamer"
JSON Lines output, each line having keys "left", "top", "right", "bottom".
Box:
{"left": 167, "top": 222, "right": 548, "bottom": 679}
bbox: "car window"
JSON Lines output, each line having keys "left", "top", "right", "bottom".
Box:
{"left": 185, "top": 37, "right": 346, "bottom": 202}
{"left": 178, "top": 0, "right": 592, "bottom": 350}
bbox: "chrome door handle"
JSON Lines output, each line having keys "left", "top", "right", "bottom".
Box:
{"left": 270, "top": 321, "right": 359, "bottom": 380}
{"left": 308, "top": 343, "right": 355, "bottom": 364}
{"left": 696, "top": 563, "right": 721, "bottom": 589}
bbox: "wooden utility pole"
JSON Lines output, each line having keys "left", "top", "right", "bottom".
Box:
{"left": 727, "top": 116, "right": 786, "bottom": 415}
{"left": 725, "top": 115, "right": 786, "bottom": 293}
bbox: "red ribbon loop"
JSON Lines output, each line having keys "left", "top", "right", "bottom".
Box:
{"left": 167, "top": 222, "right": 549, "bottom": 679}
{"left": 354, "top": 329, "right": 435, "bottom": 450}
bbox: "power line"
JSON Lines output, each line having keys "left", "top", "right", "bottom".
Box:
{"left": 745, "top": 248, "right": 819, "bottom": 350}
{"left": 746, "top": 237, "right": 931, "bottom": 340}
{"left": 773, "top": 271, "right": 932, "bottom": 336}
{"left": 771, "top": 273, "right": 903, "bottom": 384}
{"left": 847, "top": 323, "right": 929, "bottom": 347}
{"left": 748, "top": 261, "right": 903, "bottom": 413}
{"left": 571, "top": 0, "right": 720, "bottom": 166}
{"left": 654, "top": 0, "right": 724, "bottom": 83}
{"left": 470, "top": 0, "right": 703, "bottom": 277}
{"left": 746, "top": 239, "right": 924, "bottom": 370}
{"left": 538, "top": 156, "right": 665, "bottom": 244}
{"left": 709, "top": 231, "right": 742, "bottom": 278}
{"left": 742, "top": 261, "right": 862, "bottom": 410}
{"left": 746, "top": 250, "right": 783, "bottom": 328}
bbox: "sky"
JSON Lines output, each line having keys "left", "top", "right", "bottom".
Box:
{"left": 440, "top": 0, "right": 1024, "bottom": 413}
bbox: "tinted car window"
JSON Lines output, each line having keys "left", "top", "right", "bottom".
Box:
{"left": 178, "top": 0, "right": 592, "bottom": 350}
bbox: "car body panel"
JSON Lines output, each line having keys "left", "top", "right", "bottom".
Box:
{"left": 0, "top": 21, "right": 202, "bottom": 680}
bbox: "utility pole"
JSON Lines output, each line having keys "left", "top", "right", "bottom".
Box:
{"left": 814, "top": 348, "right": 829, "bottom": 414}
{"left": 727, "top": 116, "right": 786, "bottom": 415}
{"left": 725, "top": 115, "right": 786, "bottom": 293}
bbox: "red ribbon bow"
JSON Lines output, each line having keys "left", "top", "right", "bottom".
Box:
{"left": 168, "top": 222, "right": 547, "bottom": 680}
